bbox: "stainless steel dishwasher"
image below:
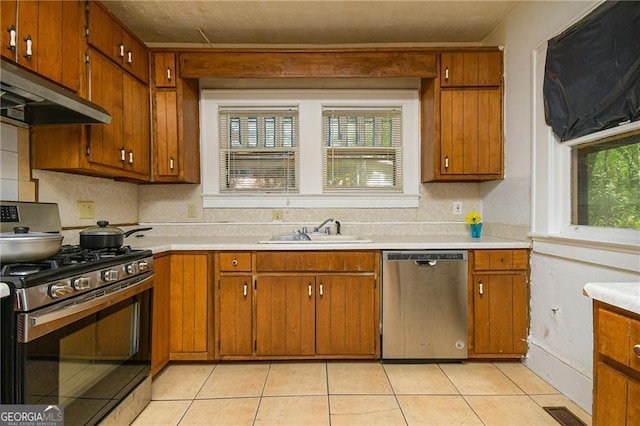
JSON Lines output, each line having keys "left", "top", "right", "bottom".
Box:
{"left": 382, "top": 250, "right": 468, "bottom": 360}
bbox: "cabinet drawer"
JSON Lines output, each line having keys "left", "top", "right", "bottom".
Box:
{"left": 598, "top": 308, "right": 631, "bottom": 366}
{"left": 219, "top": 252, "right": 252, "bottom": 271}
{"left": 474, "top": 250, "right": 528, "bottom": 271}
{"left": 256, "top": 251, "right": 376, "bottom": 272}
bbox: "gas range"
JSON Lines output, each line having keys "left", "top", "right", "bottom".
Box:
{"left": 1, "top": 245, "right": 153, "bottom": 312}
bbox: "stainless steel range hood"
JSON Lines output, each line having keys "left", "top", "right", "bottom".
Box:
{"left": 1, "top": 58, "right": 111, "bottom": 125}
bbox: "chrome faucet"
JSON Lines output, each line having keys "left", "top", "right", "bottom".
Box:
{"left": 313, "top": 218, "right": 334, "bottom": 234}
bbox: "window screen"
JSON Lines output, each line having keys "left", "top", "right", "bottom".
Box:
{"left": 573, "top": 129, "right": 640, "bottom": 229}
{"left": 322, "top": 108, "right": 402, "bottom": 191}
{"left": 219, "top": 108, "right": 299, "bottom": 192}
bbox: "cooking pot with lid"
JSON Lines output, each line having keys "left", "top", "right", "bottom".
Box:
{"left": 79, "top": 221, "right": 152, "bottom": 249}
{"left": 0, "top": 226, "right": 64, "bottom": 263}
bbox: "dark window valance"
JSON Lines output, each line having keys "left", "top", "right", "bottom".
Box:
{"left": 543, "top": 1, "right": 640, "bottom": 141}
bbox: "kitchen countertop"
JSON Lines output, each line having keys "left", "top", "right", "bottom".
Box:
{"left": 126, "top": 234, "right": 531, "bottom": 254}
{"left": 583, "top": 282, "right": 640, "bottom": 315}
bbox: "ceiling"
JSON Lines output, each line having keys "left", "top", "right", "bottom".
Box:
{"left": 101, "top": 1, "right": 520, "bottom": 47}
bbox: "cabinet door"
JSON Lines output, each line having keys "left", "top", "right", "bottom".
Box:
{"left": 256, "top": 276, "right": 316, "bottom": 356}
{"left": 122, "top": 30, "right": 149, "bottom": 83}
{"left": 219, "top": 276, "right": 253, "bottom": 356}
{"left": 151, "top": 254, "right": 171, "bottom": 376}
{"left": 123, "top": 72, "right": 151, "bottom": 177}
{"left": 153, "top": 90, "right": 179, "bottom": 178}
{"left": 629, "top": 377, "right": 640, "bottom": 425}
{"left": 316, "top": 275, "right": 376, "bottom": 356}
{"left": 472, "top": 273, "right": 528, "bottom": 356}
{"left": 440, "top": 51, "right": 502, "bottom": 87}
{"left": 170, "top": 254, "right": 208, "bottom": 356}
{"left": 15, "top": 0, "right": 38, "bottom": 72}
{"left": 440, "top": 88, "right": 502, "bottom": 177}
{"left": 1, "top": 0, "right": 17, "bottom": 60}
{"left": 595, "top": 362, "right": 628, "bottom": 426}
{"left": 153, "top": 52, "right": 176, "bottom": 88}
{"left": 87, "top": 50, "right": 124, "bottom": 170}
{"left": 87, "top": 1, "right": 120, "bottom": 63}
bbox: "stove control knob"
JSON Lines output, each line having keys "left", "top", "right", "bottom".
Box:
{"left": 126, "top": 263, "right": 139, "bottom": 275}
{"left": 73, "top": 277, "right": 91, "bottom": 291}
{"left": 138, "top": 260, "right": 150, "bottom": 271}
{"left": 102, "top": 270, "right": 119, "bottom": 282}
{"left": 49, "top": 282, "right": 73, "bottom": 298}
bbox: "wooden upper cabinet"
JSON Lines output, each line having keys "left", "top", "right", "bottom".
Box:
{"left": 153, "top": 52, "right": 176, "bottom": 88}
{"left": 1, "top": 0, "right": 82, "bottom": 92}
{"left": 151, "top": 51, "right": 200, "bottom": 183}
{"left": 440, "top": 51, "right": 502, "bottom": 87}
{"left": 439, "top": 88, "right": 502, "bottom": 178}
{"left": 87, "top": 0, "right": 149, "bottom": 83}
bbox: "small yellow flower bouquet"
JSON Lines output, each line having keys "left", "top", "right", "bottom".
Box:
{"left": 466, "top": 211, "right": 482, "bottom": 225}
{"left": 466, "top": 211, "right": 482, "bottom": 238}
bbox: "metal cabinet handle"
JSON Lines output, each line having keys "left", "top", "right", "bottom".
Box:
{"left": 479, "top": 281, "right": 484, "bottom": 296}
{"left": 169, "top": 156, "right": 174, "bottom": 170}
{"left": 119, "top": 43, "right": 125, "bottom": 57}
{"left": 23, "top": 35, "right": 32, "bottom": 59}
{"left": 128, "top": 150, "right": 134, "bottom": 164}
{"left": 120, "top": 148, "right": 126, "bottom": 162}
{"left": 243, "top": 283, "right": 247, "bottom": 297}
{"left": 634, "top": 344, "right": 640, "bottom": 358}
{"left": 319, "top": 283, "right": 324, "bottom": 297}
{"left": 167, "top": 67, "right": 172, "bottom": 81}
{"left": 231, "top": 259, "right": 238, "bottom": 267}
{"left": 445, "top": 67, "right": 449, "bottom": 81}
{"left": 127, "top": 50, "right": 132, "bottom": 64}
{"left": 308, "top": 283, "right": 312, "bottom": 297}
{"left": 7, "top": 26, "right": 16, "bottom": 52}
{"left": 444, "top": 156, "right": 449, "bottom": 169}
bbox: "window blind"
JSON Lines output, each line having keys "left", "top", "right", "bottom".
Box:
{"left": 322, "top": 107, "right": 402, "bottom": 191}
{"left": 219, "top": 108, "right": 299, "bottom": 192}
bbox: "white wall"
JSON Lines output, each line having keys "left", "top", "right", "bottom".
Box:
{"left": 482, "top": 0, "right": 640, "bottom": 414}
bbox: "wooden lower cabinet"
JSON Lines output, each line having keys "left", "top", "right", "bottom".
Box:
{"left": 255, "top": 276, "right": 315, "bottom": 356}
{"left": 170, "top": 253, "right": 211, "bottom": 360}
{"left": 469, "top": 249, "right": 529, "bottom": 358}
{"left": 592, "top": 301, "right": 640, "bottom": 425}
{"left": 215, "top": 250, "right": 380, "bottom": 360}
{"left": 316, "top": 275, "right": 377, "bottom": 356}
{"left": 151, "top": 253, "right": 171, "bottom": 375}
{"left": 218, "top": 276, "right": 253, "bottom": 356}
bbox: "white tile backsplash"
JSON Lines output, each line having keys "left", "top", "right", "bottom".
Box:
{"left": 1, "top": 122, "right": 20, "bottom": 201}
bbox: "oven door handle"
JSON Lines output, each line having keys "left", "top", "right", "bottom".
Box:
{"left": 19, "top": 275, "right": 154, "bottom": 343}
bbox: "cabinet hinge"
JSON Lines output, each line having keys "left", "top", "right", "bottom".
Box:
{"left": 85, "top": 27, "right": 89, "bottom": 38}
{"left": 85, "top": 144, "right": 91, "bottom": 157}
{"left": 85, "top": 2, "right": 90, "bottom": 12}
{"left": 254, "top": 279, "right": 257, "bottom": 290}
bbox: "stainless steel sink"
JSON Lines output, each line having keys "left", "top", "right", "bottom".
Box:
{"left": 258, "top": 234, "right": 372, "bottom": 244}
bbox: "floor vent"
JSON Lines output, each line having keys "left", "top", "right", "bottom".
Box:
{"left": 543, "top": 406, "right": 587, "bottom": 426}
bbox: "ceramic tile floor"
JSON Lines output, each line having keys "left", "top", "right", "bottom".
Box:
{"left": 132, "top": 361, "right": 592, "bottom": 426}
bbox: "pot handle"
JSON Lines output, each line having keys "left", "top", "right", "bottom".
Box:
{"left": 124, "top": 227, "right": 153, "bottom": 237}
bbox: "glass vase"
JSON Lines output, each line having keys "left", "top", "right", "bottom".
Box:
{"left": 470, "top": 223, "right": 482, "bottom": 238}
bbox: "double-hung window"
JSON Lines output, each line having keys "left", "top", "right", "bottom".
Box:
{"left": 201, "top": 90, "right": 419, "bottom": 208}
{"left": 218, "top": 108, "right": 299, "bottom": 192}
{"left": 322, "top": 108, "right": 402, "bottom": 192}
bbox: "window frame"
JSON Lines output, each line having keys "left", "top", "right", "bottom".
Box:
{"left": 532, "top": 44, "right": 640, "bottom": 248}
{"left": 200, "top": 89, "right": 420, "bottom": 209}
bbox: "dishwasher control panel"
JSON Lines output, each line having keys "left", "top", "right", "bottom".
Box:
{"left": 383, "top": 250, "right": 467, "bottom": 262}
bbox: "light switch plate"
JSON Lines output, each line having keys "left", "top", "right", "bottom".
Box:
{"left": 77, "top": 201, "right": 95, "bottom": 219}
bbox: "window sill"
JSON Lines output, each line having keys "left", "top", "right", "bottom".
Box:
{"left": 202, "top": 194, "right": 419, "bottom": 209}
{"left": 529, "top": 232, "right": 640, "bottom": 273}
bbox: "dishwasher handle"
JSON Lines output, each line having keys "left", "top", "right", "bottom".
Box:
{"left": 415, "top": 260, "right": 438, "bottom": 267}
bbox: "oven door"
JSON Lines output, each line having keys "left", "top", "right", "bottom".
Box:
{"left": 13, "top": 275, "right": 152, "bottom": 426}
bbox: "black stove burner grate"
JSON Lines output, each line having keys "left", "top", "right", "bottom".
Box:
{"left": 0, "top": 245, "right": 134, "bottom": 277}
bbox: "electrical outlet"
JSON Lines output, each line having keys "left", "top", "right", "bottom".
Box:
{"left": 77, "top": 201, "right": 95, "bottom": 219}
{"left": 453, "top": 201, "right": 462, "bottom": 215}
{"left": 187, "top": 204, "right": 197, "bottom": 218}
{"left": 272, "top": 210, "right": 284, "bottom": 221}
